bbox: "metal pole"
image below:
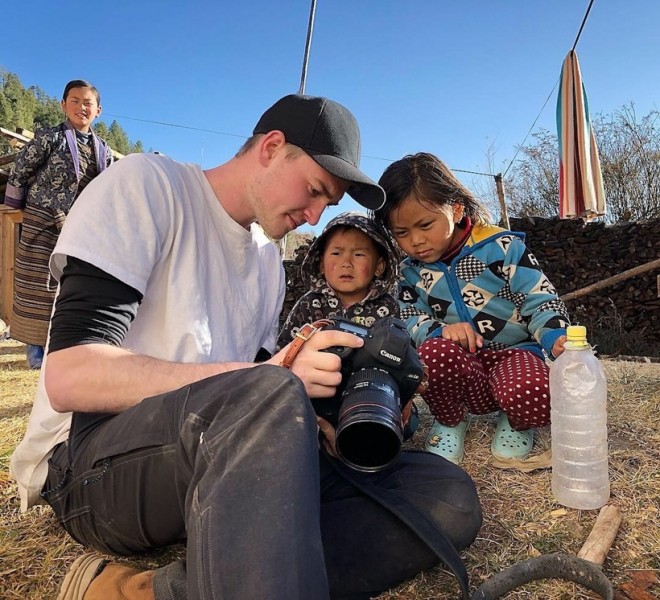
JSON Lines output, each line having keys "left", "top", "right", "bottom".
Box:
{"left": 299, "top": 0, "right": 318, "bottom": 95}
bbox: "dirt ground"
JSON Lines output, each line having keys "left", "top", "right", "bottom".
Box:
{"left": 1, "top": 338, "right": 659, "bottom": 599}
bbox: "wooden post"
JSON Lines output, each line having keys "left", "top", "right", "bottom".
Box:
{"left": 494, "top": 173, "right": 510, "bottom": 230}
{"left": 0, "top": 205, "right": 23, "bottom": 323}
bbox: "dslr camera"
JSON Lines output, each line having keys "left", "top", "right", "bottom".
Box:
{"left": 311, "top": 316, "right": 425, "bottom": 472}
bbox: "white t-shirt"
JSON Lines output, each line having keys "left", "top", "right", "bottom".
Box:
{"left": 10, "top": 154, "right": 285, "bottom": 510}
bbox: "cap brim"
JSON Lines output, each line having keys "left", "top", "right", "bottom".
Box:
{"left": 310, "top": 153, "right": 385, "bottom": 210}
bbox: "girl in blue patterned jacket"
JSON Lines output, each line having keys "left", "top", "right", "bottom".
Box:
{"left": 374, "top": 152, "right": 570, "bottom": 464}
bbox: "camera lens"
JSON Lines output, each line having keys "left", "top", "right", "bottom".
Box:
{"left": 335, "top": 368, "right": 403, "bottom": 472}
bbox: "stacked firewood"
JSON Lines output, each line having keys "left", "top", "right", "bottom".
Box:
{"left": 280, "top": 242, "right": 311, "bottom": 331}
{"left": 511, "top": 216, "right": 660, "bottom": 349}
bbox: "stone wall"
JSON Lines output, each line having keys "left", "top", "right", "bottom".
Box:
{"left": 282, "top": 218, "right": 660, "bottom": 356}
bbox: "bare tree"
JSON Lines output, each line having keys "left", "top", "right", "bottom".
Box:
{"left": 468, "top": 139, "right": 505, "bottom": 224}
{"left": 504, "top": 129, "right": 560, "bottom": 218}
{"left": 502, "top": 104, "right": 660, "bottom": 222}
{"left": 595, "top": 104, "right": 660, "bottom": 221}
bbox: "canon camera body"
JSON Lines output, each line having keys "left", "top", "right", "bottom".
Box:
{"left": 311, "top": 316, "right": 424, "bottom": 472}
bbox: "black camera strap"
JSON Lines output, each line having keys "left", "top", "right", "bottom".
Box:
{"left": 324, "top": 449, "right": 470, "bottom": 600}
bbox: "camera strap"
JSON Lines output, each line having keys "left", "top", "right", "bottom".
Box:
{"left": 280, "top": 320, "right": 333, "bottom": 370}
{"left": 323, "top": 449, "right": 471, "bottom": 600}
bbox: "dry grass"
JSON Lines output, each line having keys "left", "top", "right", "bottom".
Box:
{"left": 1, "top": 338, "right": 658, "bottom": 599}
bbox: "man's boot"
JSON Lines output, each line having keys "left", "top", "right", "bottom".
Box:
{"left": 57, "top": 553, "right": 155, "bottom": 600}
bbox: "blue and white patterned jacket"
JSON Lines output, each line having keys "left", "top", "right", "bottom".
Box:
{"left": 4, "top": 121, "right": 112, "bottom": 213}
{"left": 398, "top": 223, "right": 570, "bottom": 359}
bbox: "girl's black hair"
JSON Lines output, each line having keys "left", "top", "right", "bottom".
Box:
{"left": 373, "top": 152, "right": 491, "bottom": 229}
{"left": 63, "top": 80, "right": 100, "bottom": 104}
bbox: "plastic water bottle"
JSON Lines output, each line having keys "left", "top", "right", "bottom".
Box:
{"left": 550, "top": 325, "right": 610, "bottom": 509}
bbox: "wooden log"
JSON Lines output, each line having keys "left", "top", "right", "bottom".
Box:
{"left": 561, "top": 259, "right": 660, "bottom": 302}
{"left": 577, "top": 505, "right": 622, "bottom": 566}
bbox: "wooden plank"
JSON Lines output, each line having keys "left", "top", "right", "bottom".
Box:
{"left": 0, "top": 127, "right": 31, "bottom": 144}
{"left": 15, "top": 127, "right": 34, "bottom": 139}
{"left": 0, "top": 205, "right": 23, "bottom": 323}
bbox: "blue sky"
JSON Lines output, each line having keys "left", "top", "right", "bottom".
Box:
{"left": 4, "top": 1, "right": 659, "bottom": 233}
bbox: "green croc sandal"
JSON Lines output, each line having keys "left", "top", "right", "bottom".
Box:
{"left": 424, "top": 419, "right": 468, "bottom": 464}
{"left": 491, "top": 412, "right": 535, "bottom": 460}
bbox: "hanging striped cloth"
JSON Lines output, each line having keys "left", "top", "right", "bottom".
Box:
{"left": 557, "top": 50, "right": 606, "bottom": 220}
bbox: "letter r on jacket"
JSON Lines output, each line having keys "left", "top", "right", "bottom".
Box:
{"left": 477, "top": 320, "right": 496, "bottom": 334}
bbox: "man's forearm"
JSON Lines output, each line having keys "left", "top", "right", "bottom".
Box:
{"left": 45, "top": 343, "right": 254, "bottom": 413}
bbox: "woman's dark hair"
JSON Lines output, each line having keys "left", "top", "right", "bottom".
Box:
{"left": 373, "top": 152, "right": 491, "bottom": 229}
{"left": 63, "top": 80, "right": 100, "bottom": 104}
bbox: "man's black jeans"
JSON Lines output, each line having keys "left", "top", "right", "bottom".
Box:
{"left": 44, "top": 365, "right": 482, "bottom": 600}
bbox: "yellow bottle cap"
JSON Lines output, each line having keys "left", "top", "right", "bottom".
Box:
{"left": 566, "top": 325, "right": 587, "bottom": 342}
{"left": 565, "top": 325, "right": 589, "bottom": 349}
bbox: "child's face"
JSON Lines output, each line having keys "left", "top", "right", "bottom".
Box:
{"left": 61, "top": 87, "right": 101, "bottom": 132}
{"left": 320, "top": 227, "right": 385, "bottom": 306}
{"left": 388, "top": 196, "right": 464, "bottom": 263}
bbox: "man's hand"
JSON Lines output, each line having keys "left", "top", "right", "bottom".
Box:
{"left": 441, "top": 323, "right": 484, "bottom": 353}
{"left": 551, "top": 335, "right": 567, "bottom": 358}
{"left": 269, "top": 329, "right": 364, "bottom": 398}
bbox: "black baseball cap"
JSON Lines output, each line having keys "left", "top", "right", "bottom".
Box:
{"left": 253, "top": 94, "right": 385, "bottom": 210}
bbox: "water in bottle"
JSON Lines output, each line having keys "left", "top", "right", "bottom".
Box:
{"left": 550, "top": 325, "right": 610, "bottom": 509}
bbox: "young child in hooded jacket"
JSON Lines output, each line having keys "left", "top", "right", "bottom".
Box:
{"left": 277, "top": 211, "right": 400, "bottom": 347}
{"left": 278, "top": 211, "right": 420, "bottom": 439}
{"left": 373, "top": 152, "right": 570, "bottom": 464}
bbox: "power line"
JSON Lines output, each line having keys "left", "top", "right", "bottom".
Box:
{"left": 103, "top": 112, "right": 248, "bottom": 140}
{"left": 502, "top": 0, "right": 598, "bottom": 177}
{"left": 104, "top": 113, "right": 495, "bottom": 178}
{"left": 106, "top": 0, "right": 599, "bottom": 181}
{"left": 502, "top": 82, "right": 559, "bottom": 177}
{"left": 453, "top": 168, "right": 494, "bottom": 177}
{"left": 363, "top": 153, "right": 493, "bottom": 177}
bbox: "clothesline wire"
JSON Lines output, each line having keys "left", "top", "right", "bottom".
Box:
{"left": 105, "top": 0, "right": 598, "bottom": 182}
{"left": 572, "top": 0, "right": 596, "bottom": 52}
{"left": 502, "top": 0, "right": 597, "bottom": 177}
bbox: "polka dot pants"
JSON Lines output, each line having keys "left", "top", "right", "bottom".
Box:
{"left": 417, "top": 337, "right": 550, "bottom": 430}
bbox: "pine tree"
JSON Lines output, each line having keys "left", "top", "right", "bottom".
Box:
{"left": 32, "top": 86, "right": 62, "bottom": 129}
{"left": 108, "top": 120, "right": 131, "bottom": 155}
{"left": 93, "top": 121, "right": 109, "bottom": 140}
{"left": 1, "top": 72, "right": 36, "bottom": 130}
